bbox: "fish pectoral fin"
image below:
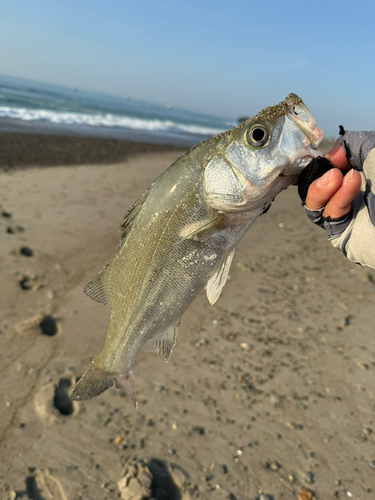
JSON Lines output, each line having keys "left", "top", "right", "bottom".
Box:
{"left": 178, "top": 214, "right": 225, "bottom": 242}
{"left": 84, "top": 260, "right": 113, "bottom": 306}
{"left": 206, "top": 248, "right": 235, "bottom": 305}
{"left": 142, "top": 323, "right": 180, "bottom": 362}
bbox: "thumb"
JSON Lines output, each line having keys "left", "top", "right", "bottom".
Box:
{"left": 305, "top": 168, "right": 344, "bottom": 210}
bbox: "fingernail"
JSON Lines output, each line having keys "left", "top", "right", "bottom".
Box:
{"left": 316, "top": 169, "right": 333, "bottom": 188}
{"left": 343, "top": 169, "right": 354, "bottom": 185}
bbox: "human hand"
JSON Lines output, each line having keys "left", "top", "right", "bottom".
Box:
{"left": 305, "top": 139, "right": 361, "bottom": 219}
{"left": 299, "top": 130, "right": 375, "bottom": 269}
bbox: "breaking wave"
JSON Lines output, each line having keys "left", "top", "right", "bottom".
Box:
{"left": 0, "top": 106, "right": 225, "bottom": 136}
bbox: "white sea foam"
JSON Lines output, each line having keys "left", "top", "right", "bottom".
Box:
{"left": 0, "top": 106, "right": 225, "bottom": 136}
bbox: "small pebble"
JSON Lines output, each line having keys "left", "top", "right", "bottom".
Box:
{"left": 259, "top": 495, "right": 274, "bottom": 500}
{"left": 7, "top": 225, "right": 24, "bottom": 234}
{"left": 369, "top": 461, "right": 375, "bottom": 468}
{"left": 20, "top": 275, "right": 36, "bottom": 290}
{"left": 356, "top": 361, "right": 369, "bottom": 371}
{"left": 304, "top": 471, "right": 314, "bottom": 483}
{"left": 195, "top": 338, "right": 208, "bottom": 347}
{"left": 362, "top": 427, "right": 372, "bottom": 435}
{"left": 1, "top": 210, "right": 12, "bottom": 218}
{"left": 191, "top": 425, "right": 205, "bottom": 435}
{"left": 20, "top": 246, "right": 34, "bottom": 257}
{"left": 266, "top": 460, "right": 280, "bottom": 471}
{"left": 298, "top": 489, "right": 313, "bottom": 500}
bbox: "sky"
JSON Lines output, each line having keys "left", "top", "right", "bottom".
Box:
{"left": 1, "top": 0, "right": 375, "bottom": 136}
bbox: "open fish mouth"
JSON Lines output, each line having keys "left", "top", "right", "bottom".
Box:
{"left": 285, "top": 94, "right": 323, "bottom": 148}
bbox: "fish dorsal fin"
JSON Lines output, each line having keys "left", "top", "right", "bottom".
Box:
{"left": 84, "top": 260, "right": 113, "bottom": 306}
{"left": 206, "top": 248, "right": 235, "bottom": 305}
{"left": 118, "top": 187, "right": 150, "bottom": 248}
{"left": 142, "top": 322, "right": 179, "bottom": 362}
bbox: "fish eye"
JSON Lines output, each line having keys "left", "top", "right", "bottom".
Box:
{"left": 246, "top": 124, "right": 269, "bottom": 147}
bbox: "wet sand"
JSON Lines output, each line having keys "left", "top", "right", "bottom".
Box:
{"left": 1, "top": 136, "right": 375, "bottom": 500}
{"left": 0, "top": 132, "right": 186, "bottom": 169}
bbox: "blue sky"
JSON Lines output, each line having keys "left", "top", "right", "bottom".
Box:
{"left": 1, "top": 0, "right": 375, "bottom": 136}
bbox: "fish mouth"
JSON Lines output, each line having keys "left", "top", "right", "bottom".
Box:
{"left": 285, "top": 95, "right": 323, "bottom": 149}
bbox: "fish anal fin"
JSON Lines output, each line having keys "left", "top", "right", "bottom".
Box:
{"left": 84, "top": 260, "right": 113, "bottom": 306}
{"left": 142, "top": 323, "right": 180, "bottom": 362}
{"left": 118, "top": 187, "right": 150, "bottom": 248}
{"left": 206, "top": 248, "right": 235, "bottom": 305}
{"left": 179, "top": 213, "right": 225, "bottom": 242}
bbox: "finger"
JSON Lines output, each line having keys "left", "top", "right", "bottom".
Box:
{"left": 323, "top": 169, "right": 362, "bottom": 218}
{"left": 325, "top": 139, "right": 350, "bottom": 171}
{"left": 305, "top": 168, "right": 343, "bottom": 210}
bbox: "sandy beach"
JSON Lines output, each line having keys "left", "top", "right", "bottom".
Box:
{"left": 1, "top": 135, "right": 375, "bottom": 500}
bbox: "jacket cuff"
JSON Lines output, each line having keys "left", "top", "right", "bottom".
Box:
{"left": 322, "top": 208, "right": 353, "bottom": 240}
{"left": 303, "top": 204, "right": 325, "bottom": 228}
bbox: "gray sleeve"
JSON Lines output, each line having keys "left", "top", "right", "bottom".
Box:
{"left": 330, "top": 148, "right": 375, "bottom": 269}
{"left": 303, "top": 204, "right": 353, "bottom": 239}
{"left": 339, "top": 131, "right": 375, "bottom": 171}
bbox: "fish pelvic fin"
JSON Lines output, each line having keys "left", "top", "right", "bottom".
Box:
{"left": 206, "top": 248, "right": 235, "bottom": 305}
{"left": 70, "top": 361, "right": 137, "bottom": 407}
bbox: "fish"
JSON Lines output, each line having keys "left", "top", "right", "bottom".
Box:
{"left": 70, "top": 93, "right": 323, "bottom": 406}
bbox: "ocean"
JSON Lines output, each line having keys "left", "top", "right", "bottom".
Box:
{"left": 0, "top": 75, "right": 236, "bottom": 146}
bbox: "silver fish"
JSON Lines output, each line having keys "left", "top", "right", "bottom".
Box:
{"left": 71, "top": 93, "right": 323, "bottom": 405}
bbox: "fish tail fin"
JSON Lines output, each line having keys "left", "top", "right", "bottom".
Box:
{"left": 70, "top": 361, "right": 114, "bottom": 401}
{"left": 70, "top": 360, "right": 137, "bottom": 407}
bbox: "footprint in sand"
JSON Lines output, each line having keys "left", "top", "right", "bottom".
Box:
{"left": 13, "top": 468, "right": 68, "bottom": 500}
{"left": 34, "top": 376, "right": 79, "bottom": 424}
{"left": 14, "top": 315, "right": 61, "bottom": 337}
{"left": 117, "top": 457, "right": 191, "bottom": 500}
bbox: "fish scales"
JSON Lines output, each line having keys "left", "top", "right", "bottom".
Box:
{"left": 71, "top": 94, "right": 323, "bottom": 405}
{"left": 98, "top": 154, "right": 255, "bottom": 369}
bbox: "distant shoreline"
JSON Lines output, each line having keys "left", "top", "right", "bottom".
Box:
{"left": 0, "top": 125, "right": 335, "bottom": 171}
{"left": 0, "top": 132, "right": 188, "bottom": 170}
